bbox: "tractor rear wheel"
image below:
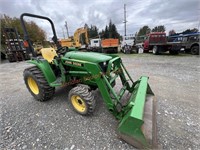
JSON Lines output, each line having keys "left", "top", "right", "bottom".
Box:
{"left": 69, "top": 85, "right": 95, "bottom": 115}
{"left": 24, "top": 66, "right": 55, "bottom": 101}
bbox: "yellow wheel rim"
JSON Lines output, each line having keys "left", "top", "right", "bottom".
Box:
{"left": 27, "top": 77, "right": 39, "bottom": 95}
{"left": 71, "top": 95, "right": 86, "bottom": 113}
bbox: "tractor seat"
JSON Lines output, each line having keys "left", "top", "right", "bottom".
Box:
{"left": 40, "top": 48, "right": 57, "bottom": 63}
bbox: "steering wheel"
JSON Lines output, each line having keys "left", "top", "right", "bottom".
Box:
{"left": 57, "top": 46, "right": 68, "bottom": 54}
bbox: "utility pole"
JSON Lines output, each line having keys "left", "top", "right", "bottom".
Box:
{"left": 123, "top": 4, "right": 127, "bottom": 36}
{"left": 65, "top": 21, "right": 69, "bottom": 38}
{"left": 62, "top": 28, "right": 65, "bottom": 39}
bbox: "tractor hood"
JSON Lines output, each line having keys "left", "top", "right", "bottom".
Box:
{"left": 64, "top": 51, "right": 112, "bottom": 63}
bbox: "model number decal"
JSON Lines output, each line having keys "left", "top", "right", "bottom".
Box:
{"left": 65, "top": 61, "right": 82, "bottom": 67}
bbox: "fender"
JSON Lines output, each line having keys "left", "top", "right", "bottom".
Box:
{"left": 28, "top": 59, "right": 56, "bottom": 86}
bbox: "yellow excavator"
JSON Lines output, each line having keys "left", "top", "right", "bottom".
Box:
{"left": 60, "top": 27, "right": 89, "bottom": 49}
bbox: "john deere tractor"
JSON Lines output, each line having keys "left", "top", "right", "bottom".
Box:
{"left": 20, "top": 13, "right": 157, "bottom": 149}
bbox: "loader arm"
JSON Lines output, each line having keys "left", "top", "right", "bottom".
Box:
{"left": 81, "top": 56, "right": 157, "bottom": 149}
{"left": 61, "top": 54, "right": 157, "bottom": 148}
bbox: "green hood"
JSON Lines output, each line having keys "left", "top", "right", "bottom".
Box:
{"left": 64, "top": 51, "right": 112, "bottom": 63}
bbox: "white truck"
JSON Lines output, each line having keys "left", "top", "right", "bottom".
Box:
{"left": 121, "top": 34, "right": 135, "bottom": 54}
{"left": 88, "top": 38, "right": 101, "bottom": 52}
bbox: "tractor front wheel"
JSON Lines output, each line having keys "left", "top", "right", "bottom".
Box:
{"left": 24, "top": 66, "right": 55, "bottom": 101}
{"left": 69, "top": 85, "right": 95, "bottom": 115}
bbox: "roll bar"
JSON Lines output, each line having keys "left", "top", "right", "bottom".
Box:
{"left": 20, "top": 13, "right": 61, "bottom": 57}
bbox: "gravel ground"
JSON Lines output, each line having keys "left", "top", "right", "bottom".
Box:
{"left": 0, "top": 53, "right": 199, "bottom": 150}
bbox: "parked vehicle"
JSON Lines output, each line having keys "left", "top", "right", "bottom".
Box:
{"left": 3, "top": 27, "right": 30, "bottom": 62}
{"left": 121, "top": 34, "right": 135, "bottom": 54}
{"left": 167, "top": 34, "right": 183, "bottom": 42}
{"left": 168, "top": 32, "right": 199, "bottom": 55}
{"left": 88, "top": 38, "right": 101, "bottom": 52}
{"left": 143, "top": 32, "right": 181, "bottom": 55}
{"left": 88, "top": 38, "right": 119, "bottom": 53}
{"left": 60, "top": 27, "right": 89, "bottom": 49}
{"left": 101, "top": 38, "right": 119, "bottom": 53}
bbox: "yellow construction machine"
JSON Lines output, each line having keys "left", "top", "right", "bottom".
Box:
{"left": 60, "top": 27, "right": 89, "bottom": 49}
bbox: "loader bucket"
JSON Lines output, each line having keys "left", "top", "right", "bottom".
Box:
{"left": 117, "top": 76, "right": 157, "bottom": 149}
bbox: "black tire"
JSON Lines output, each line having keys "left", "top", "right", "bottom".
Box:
{"left": 121, "top": 47, "right": 125, "bottom": 53}
{"left": 114, "top": 47, "right": 118, "bottom": 53}
{"left": 24, "top": 66, "right": 55, "bottom": 101}
{"left": 99, "top": 48, "right": 103, "bottom": 53}
{"left": 124, "top": 46, "right": 130, "bottom": 54}
{"left": 191, "top": 46, "right": 199, "bottom": 55}
{"left": 1, "top": 52, "right": 6, "bottom": 60}
{"left": 7, "top": 54, "right": 16, "bottom": 62}
{"left": 152, "top": 46, "right": 159, "bottom": 55}
{"left": 120, "top": 48, "right": 123, "bottom": 53}
{"left": 24, "top": 53, "right": 30, "bottom": 60}
{"left": 68, "top": 85, "right": 95, "bottom": 115}
{"left": 135, "top": 48, "right": 139, "bottom": 54}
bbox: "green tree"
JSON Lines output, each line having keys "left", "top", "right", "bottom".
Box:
{"left": 108, "top": 20, "right": 120, "bottom": 38}
{"left": 111, "top": 23, "right": 119, "bottom": 38}
{"left": 137, "top": 25, "right": 151, "bottom": 36}
{"left": 108, "top": 20, "right": 112, "bottom": 38}
{"left": 169, "top": 29, "right": 176, "bottom": 36}
{"left": 99, "top": 29, "right": 105, "bottom": 38}
{"left": 182, "top": 28, "right": 198, "bottom": 34}
{"left": 1, "top": 14, "right": 46, "bottom": 45}
{"left": 152, "top": 25, "right": 165, "bottom": 32}
{"left": 100, "top": 20, "right": 120, "bottom": 39}
{"left": 104, "top": 25, "right": 109, "bottom": 38}
{"left": 88, "top": 25, "right": 98, "bottom": 38}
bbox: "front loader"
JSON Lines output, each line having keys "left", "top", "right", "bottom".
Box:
{"left": 20, "top": 13, "right": 157, "bottom": 149}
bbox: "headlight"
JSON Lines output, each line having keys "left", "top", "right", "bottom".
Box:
{"left": 111, "top": 63, "right": 115, "bottom": 70}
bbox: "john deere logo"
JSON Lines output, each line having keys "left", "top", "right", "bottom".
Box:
{"left": 65, "top": 61, "right": 72, "bottom": 65}
{"left": 73, "top": 62, "right": 82, "bottom": 66}
{"left": 65, "top": 61, "right": 82, "bottom": 67}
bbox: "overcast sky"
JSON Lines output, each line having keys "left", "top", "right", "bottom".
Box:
{"left": 0, "top": 0, "right": 199, "bottom": 40}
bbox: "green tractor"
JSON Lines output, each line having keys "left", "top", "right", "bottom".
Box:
{"left": 20, "top": 13, "right": 157, "bottom": 149}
